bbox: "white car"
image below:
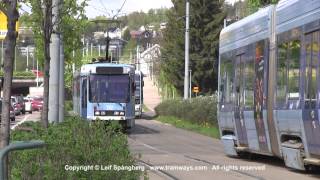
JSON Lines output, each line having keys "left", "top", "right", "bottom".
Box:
{"left": 23, "top": 98, "right": 33, "bottom": 114}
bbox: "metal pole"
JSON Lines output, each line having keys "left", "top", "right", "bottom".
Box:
{"left": 48, "top": 0, "right": 61, "bottom": 124}
{"left": 189, "top": 69, "right": 191, "bottom": 98}
{"left": 184, "top": 0, "right": 190, "bottom": 100}
{"left": 106, "top": 32, "right": 110, "bottom": 61}
{"left": 136, "top": 45, "right": 140, "bottom": 71}
{"left": 14, "top": 46, "right": 16, "bottom": 71}
{"left": 72, "top": 50, "right": 75, "bottom": 73}
{"left": 90, "top": 43, "right": 93, "bottom": 57}
{"left": 26, "top": 46, "right": 29, "bottom": 71}
{"left": 86, "top": 41, "right": 88, "bottom": 57}
{"left": 110, "top": 51, "right": 113, "bottom": 63}
{"left": 98, "top": 44, "right": 101, "bottom": 56}
{"left": 1, "top": 40, "right": 3, "bottom": 69}
{"left": 36, "top": 59, "right": 39, "bottom": 87}
{"left": 32, "top": 49, "right": 35, "bottom": 69}
{"left": 59, "top": 35, "right": 65, "bottom": 123}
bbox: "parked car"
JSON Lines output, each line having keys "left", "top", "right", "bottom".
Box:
{"left": 0, "top": 99, "right": 15, "bottom": 121}
{"left": 23, "top": 98, "right": 33, "bottom": 114}
{"left": 11, "top": 95, "right": 25, "bottom": 115}
{"left": 31, "top": 96, "right": 43, "bottom": 111}
{"left": 11, "top": 97, "right": 21, "bottom": 115}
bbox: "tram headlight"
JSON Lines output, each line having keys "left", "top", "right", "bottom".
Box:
{"left": 120, "top": 111, "right": 125, "bottom": 116}
{"left": 94, "top": 111, "right": 100, "bottom": 116}
{"left": 100, "top": 111, "right": 106, "bottom": 116}
{"left": 114, "top": 111, "right": 120, "bottom": 116}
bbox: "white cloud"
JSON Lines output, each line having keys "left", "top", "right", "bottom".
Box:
{"left": 85, "top": 0, "right": 173, "bottom": 18}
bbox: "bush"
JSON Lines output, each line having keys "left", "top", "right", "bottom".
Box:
{"left": 65, "top": 100, "right": 73, "bottom": 112}
{"left": 9, "top": 116, "right": 141, "bottom": 179}
{"left": 0, "top": 71, "right": 36, "bottom": 79}
{"left": 155, "top": 96, "right": 217, "bottom": 126}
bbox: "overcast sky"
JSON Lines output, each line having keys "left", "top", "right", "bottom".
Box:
{"left": 85, "top": 0, "right": 174, "bottom": 19}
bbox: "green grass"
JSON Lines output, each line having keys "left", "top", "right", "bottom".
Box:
{"left": 157, "top": 116, "right": 220, "bottom": 139}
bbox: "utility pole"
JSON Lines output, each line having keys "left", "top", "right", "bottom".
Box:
{"left": 106, "top": 31, "right": 110, "bottom": 61}
{"left": 36, "top": 59, "right": 39, "bottom": 87}
{"left": 90, "top": 43, "right": 93, "bottom": 57}
{"left": 189, "top": 69, "right": 192, "bottom": 98}
{"left": 72, "top": 50, "right": 75, "bottom": 73}
{"left": 14, "top": 46, "right": 16, "bottom": 71}
{"left": 184, "top": 0, "right": 190, "bottom": 100}
{"left": 98, "top": 44, "right": 101, "bottom": 56}
{"left": 48, "top": 0, "right": 61, "bottom": 123}
{"left": 26, "top": 46, "right": 29, "bottom": 71}
{"left": 1, "top": 40, "right": 3, "bottom": 69}
{"left": 59, "top": 35, "right": 65, "bottom": 123}
{"left": 136, "top": 45, "right": 140, "bottom": 71}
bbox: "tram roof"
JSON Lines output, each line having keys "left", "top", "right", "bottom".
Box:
{"left": 276, "top": 0, "right": 320, "bottom": 34}
{"left": 219, "top": 5, "right": 273, "bottom": 53}
{"left": 79, "top": 63, "right": 135, "bottom": 74}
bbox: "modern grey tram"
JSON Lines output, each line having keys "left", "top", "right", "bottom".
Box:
{"left": 134, "top": 71, "right": 144, "bottom": 118}
{"left": 218, "top": 0, "right": 320, "bottom": 170}
{"left": 73, "top": 62, "right": 136, "bottom": 128}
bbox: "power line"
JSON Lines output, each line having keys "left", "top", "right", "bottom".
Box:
{"left": 89, "top": 4, "right": 110, "bottom": 15}
{"left": 99, "top": 0, "right": 110, "bottom": 16}
{"left": 113, "top": 0, "right": 127, "bottom": 19}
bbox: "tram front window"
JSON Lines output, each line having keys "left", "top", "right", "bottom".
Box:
{"left": 89, "top": 75, "right": 130, "bottom": 103}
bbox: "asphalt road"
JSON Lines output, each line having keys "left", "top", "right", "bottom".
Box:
{"left": 10, "top": 111, "right": 41, "bottom": 130}
{"left": 128, "top": 117, "right": 320, "bottom": 180}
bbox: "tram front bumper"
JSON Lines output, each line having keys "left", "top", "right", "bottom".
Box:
{"left": 89, "top": 116, "right": 128, "bottom": 121}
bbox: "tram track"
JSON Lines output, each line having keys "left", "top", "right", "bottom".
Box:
{"left": 129, "top": 136, "right": 265, "bottom": 180}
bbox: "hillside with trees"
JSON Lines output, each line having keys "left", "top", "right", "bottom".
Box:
{"left": 160, "top": 0, "right": 226, "bottom": 96}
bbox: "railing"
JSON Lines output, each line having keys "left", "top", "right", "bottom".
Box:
{"left": 0, "top": 140, "right": 45, "bottom": 180}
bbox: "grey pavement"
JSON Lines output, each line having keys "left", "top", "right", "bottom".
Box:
{"left": 129, "top": 76, "right": 320, "bottom": 180}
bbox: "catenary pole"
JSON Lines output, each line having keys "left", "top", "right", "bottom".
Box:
{"left": 184, "top": 0, "right": 190, "bottom": 99}
{"left": 48, "top": 0, "right": 61, "bottom": 123}
{"left": 59, "top": 35, "right": 64, "bottom": 123}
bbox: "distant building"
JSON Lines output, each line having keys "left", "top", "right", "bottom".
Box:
{"left": 130, "top": 30, "right": 152, "bottom": 50}
{"left": 105, "top": 27, "right": 122, "bottom": 39}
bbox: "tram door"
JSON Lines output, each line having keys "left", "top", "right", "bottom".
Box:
{"left": 234, "top": 54, "right": 248, "bottom": 146}
{"left": 81, "top": 78, "right": 87, "bottom": 118}
{"left": 303, "top": 31, "right": 320, "bottom": 155}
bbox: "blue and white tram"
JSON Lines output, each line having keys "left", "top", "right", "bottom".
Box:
{"left": 73, "top": 62, "right": 136, "bottom": 128}
{"left": 218, "top": 0, "right": 320, "bottom": 170}
{"left": 134, "top": 71, "right": 144, "bottom": 118}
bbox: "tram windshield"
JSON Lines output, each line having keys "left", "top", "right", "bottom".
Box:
{"left": 89, "top": 75, "right": 130, "bottom": 103}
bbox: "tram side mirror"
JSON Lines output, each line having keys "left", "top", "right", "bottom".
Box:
{"left": 236, "top": 86, "right": 240, "bottom": 93}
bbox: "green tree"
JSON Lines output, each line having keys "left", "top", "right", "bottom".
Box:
{"left": 60, "top": 0, "right": 88, "bottom": 89}
{"left": 0, "top": 0, "right": 19, "bottom": 178}
{"left": 122, "top": 28, "right": 131, "bottom": 41}
{"left": 248, "top": 0, "right": 279, "bottom": 13}
{"left": 22, "top": 0, "right": 88, "bottom": 127}
{"left": 161, "top": 0, "right": 226, "bottom": 95}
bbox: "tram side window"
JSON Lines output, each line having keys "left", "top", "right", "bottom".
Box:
{"left": 276, "top": 43, "right": 288, "bottom": 108}
{"left": 244, "top": 57, "right": 254, "bottom": 109}
{"left": 288, "top": 40, "right": 300, "bottom": 107}
{"left": 276, "top": 40, "right": 301, "bottom": 109}
{"left": 220, "top": 59, "right": 233, "bottom": 108}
